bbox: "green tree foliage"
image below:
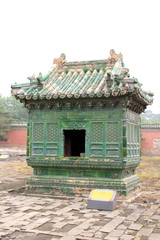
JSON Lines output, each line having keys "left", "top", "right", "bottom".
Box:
{"left": 0, "top": 103, "right": 13, "bottom": 141}
{"left": 0, "top": 95, "right": 27, "bottom": 122}
{"left": 141, "top": 110, "right": 160, "bottom": 124}
{"left": 141, "top": 116, "right": 160, "bottom": 124}
{"left": 0, "top": 95, "right": 27, "bottom": 140}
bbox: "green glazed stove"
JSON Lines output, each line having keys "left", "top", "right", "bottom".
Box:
{"left": 11, "top": 50, "right": 153, "bottom": 196}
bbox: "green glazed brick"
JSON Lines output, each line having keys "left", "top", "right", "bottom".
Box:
{"left": 123, "top": 137, "right": 127, "bottom": 148}
{"left": 123, "top": 126, "right": 126, "bottom": 136}
{"left": 123, "top": 148, "right": 127, "bottom": 157}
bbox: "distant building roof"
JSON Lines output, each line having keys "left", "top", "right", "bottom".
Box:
{"left": 11, "top": 50, "right": 153, "bottom": 106}
{"left": 141, "top": 123, "right": 160, "bottom": 129}
{"left": 11, "top": 123, "right": 27, "bottom": 127}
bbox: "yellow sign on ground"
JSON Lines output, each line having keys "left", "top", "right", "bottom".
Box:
{"left": 0, "top": 155, "right": 10, "bottom": 161}
{"left": 0, "top": 155, "right": 9, "bottom": 158}
{"left": 87, "top": 189, "right": 117, "bottom": 210}
{"left": 90, "top": 189, "right": 114, "bottom": 201}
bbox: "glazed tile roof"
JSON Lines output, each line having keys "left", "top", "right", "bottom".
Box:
{"left": 11, "top": 51, "right": 153, "bottom": 105}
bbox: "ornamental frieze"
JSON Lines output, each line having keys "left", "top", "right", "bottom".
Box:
{"left": 25, "top": 99, "right": 127, "bottom": 111}
{"left": 61, "top": 121, "right": 87, "bottom": 130}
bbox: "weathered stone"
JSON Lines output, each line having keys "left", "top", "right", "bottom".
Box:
{"left": 125, "top": 229, "right": 137, "bottom": 235}
{"left": 106, "top": 210, "right": 122, "bottom": 219}
{"left": 50, "top": 217, "right": 65, "bottom": 222}
{"left": 70, "top": 219, "right": 86, "bottom": 225}
{"left": 137, "top": 227, "right": 153, "bottom": 236}
{"left": 83, "top": 213, "right": 95, "bottom": 218}
{"left": 126, "top": 213, "right": 140, "bottom": 222}
{"left": 128, "top": 223, "right": 143, "bottom": 231}
{"left": 104, "top": 229, "right": 125, "bottom": 238}
{"left": 0, "top": 212, "right": 25, "bottom": 223}
{"left": 53, "top": 222, "right": 68, "bottom": 229}
{"left": 94, "top": 231, "right": 104, "bottom": 238}
{"left": 40, "top": 210, "right": 53, "bottom": 216}
{"left": 80, "top": 231, "right": 94, "bottom": 237}
{"left": 100, "top": 216, "right": 125, "bottom": 233}
{"left": 59, "top": 235, "right": 76, "bottom": 240}
{"left": 117, "top": 224, "right": 128, "bottom": 230}
{"left": 142, "top": 210, "right": 155, "bottom": 216}
{"left": 151, "top": 215, "right": 160, "bottom": 220}
{"left": 24, "top": 217, "right": 51, "bottom": 230}
{"left": 128, "top": 204, "right": 139, "bottom": 210}
{"left": 134, "top": 236, "right": 141, "bottom": 240}
{"left": 67, "top": 219, "right": 93, "bottom": 235}
{"left": 104, "top": 236, "right": 120, "bottom": 240}
{"left": 0, "top": 232, "right": 8, "bottom": 237}
{"left": 120, "top": 234, "right": 134, "bottom": 240}
{"left": 66, "top": 228, "right": 82, "bottom": 235}
{"left": 148, "top": 233, "right": 160, "bottom": 240}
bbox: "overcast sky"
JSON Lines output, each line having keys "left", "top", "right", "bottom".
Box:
{"left": 0, "top": 0, "right": 159, "bottom": 113}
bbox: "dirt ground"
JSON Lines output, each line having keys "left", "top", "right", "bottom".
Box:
{"left": 0, "top": 155, "right": 160, "bottom": 202}
{"left": 0, "top": 155, "right": 32, "bottom": 191}
{"left": 137, "top": 156, "right": 160, "bottom": 188}
{"left": 135, "top": 156, "right": 160, "bottom": 204}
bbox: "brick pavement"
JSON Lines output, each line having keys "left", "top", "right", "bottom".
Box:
{"left": 0, "top": 191, "right": 160, "bottom": 240}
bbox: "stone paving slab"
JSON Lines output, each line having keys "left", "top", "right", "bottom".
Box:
{"left": 0, "top": 190, "right": 160, "bottom": 240}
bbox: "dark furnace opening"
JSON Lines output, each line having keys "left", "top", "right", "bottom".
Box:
{"left": 64, "top": 130, "right": 85, "bottom": 157}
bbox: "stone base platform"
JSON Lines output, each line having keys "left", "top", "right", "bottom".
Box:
{"left": 26, "top": 175, "right": 141, "bottom": 196}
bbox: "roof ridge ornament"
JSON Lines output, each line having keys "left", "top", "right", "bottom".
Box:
{"left": 111, "top": 58, "right": 122, "bottom": 78}
{"left": 53, "top": 53, "right": 66, "bottom": 68}
{"left": 36, "top": 72, "right": 44, "bottom": 90}
{"left": 27, "top": 74, "right": 37, "bottom": 83}
{"left": 108, "top": 49, "right": 123, "bottom": 65}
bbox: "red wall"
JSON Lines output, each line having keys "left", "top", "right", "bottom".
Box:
{"left": 0, "top": 127, "right": 27, "bottom": 147}
{"left": 141, "top": 129, "right": 160, "bottom": 155}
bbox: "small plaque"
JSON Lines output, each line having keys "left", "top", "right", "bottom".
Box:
{"left": 87, "top": 189, "right": 117, "bottom": 211}
{"left": 0, "top": 155, "right": 10, "bottom": 161}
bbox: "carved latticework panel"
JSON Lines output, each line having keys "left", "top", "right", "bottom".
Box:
{"left": 91, "top": 122, "right": 103, "bottom": 142}
{"left": 90, "top": 121, "right": 121, "bottom": 158}
{"left": 47, "top": 123, "right": 58, "bottom": 142}
{"left": 46, "top": 123, "right": 58, "bottom": 157}
{"left": 127, "top": 122, "right": 140, "bottom": 157}
{"left": 32, "top": 122, "right": 58, "bottom": 156}
{"left": 106, "top": 122, "right": 119, "bottom": 142}
{"left": 105, "top": 122, "right": 120, "bottom": 157}
{"left": 33, "top": 123, "right": 44, "bottom": 142}
{"left": 90, "top": 122, "right": 103, "bottom": 157}
{"left": 32, "top": 123, "right": 44, "bottom": 155}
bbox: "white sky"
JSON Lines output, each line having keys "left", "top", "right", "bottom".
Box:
{"left": 0, "top": 0, "right": 160, "bottom": 113}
